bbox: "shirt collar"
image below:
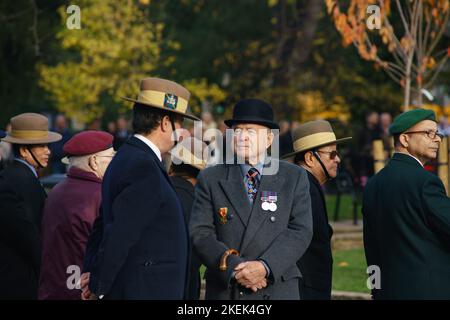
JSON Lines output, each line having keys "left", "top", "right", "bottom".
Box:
{"left": 394, "top": 152, "right": 424, "bottom": 167}
{"left": 134, "top": 134, "right": 162, "bottom": 162}
{"left": 14, "top": 158, "right": 38, "bottom": 177}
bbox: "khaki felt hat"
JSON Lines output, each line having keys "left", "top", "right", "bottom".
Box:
{"left": 170, "top": 138, "right": 206, "bottom": 171}
{"left": 121, "top": 77, "right": 200, "bottom": 121}
{"left": 283, "top": 120, "right": 352, "bottom": 158}
{"left": 2, "top": 113, "right": 62, "bottom": 145}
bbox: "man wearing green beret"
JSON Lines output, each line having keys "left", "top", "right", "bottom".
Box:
{"left": 362, "top": 108, "right": 450, "bottom": 299}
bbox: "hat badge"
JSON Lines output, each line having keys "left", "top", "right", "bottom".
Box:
{"left": 164, "top": 93, "right": 178, "bottom": 110}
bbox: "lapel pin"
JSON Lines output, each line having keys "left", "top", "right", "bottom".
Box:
{"left": 218, "top": 207, "right": 228, "bottom": 225}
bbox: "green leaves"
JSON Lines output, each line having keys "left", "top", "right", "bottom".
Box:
{"left": 39, "top": 0, "right": 161, "bottom": 123}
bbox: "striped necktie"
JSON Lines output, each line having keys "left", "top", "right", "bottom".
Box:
{"left": 245, "top": 167, "right": 260, "bottom": 202}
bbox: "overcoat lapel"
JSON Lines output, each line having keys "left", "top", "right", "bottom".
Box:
{"left": 240, "top": 168, "right": 283, "bottom": 253}
{"left": 127, "top": 136, "right": 175, "bottom": 189}
{"left": 219, "top": 165, "right": 252, "bottom": 227}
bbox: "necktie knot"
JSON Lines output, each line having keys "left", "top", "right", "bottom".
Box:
{"left": 248, "top": 167, "right": 260, "bottom": 178}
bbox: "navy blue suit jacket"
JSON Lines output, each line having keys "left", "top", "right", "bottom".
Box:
{"left": 86, "top": 136, "right": 188, "bottom": 299}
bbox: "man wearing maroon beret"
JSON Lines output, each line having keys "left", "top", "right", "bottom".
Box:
{"left": 38, "top": 130, "right": 115, "bottom": 300}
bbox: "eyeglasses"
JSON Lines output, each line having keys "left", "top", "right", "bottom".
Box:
{"left": 403, "top": 130, "right": 443, "bottom": 139}
{"left": 96, "top": 153, "right": 116, "bottom": 158}
{"left": 315, "top": 150, "right": 340, "bottom": 160}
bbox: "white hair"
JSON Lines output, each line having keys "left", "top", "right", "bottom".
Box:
{"left": 68, "top": 154, "right": 93, "bottom": 171}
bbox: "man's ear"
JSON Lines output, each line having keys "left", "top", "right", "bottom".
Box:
{"left": 267, "top": 130, "right": 274, "bottom": 148}
{"left": 399, "top": 133, "right": 409, "bottom": 148}
{"left": 19, "top": 146, "right": 29, "bottom": 159}
{"left": 303, "top": 151, "right": 315, "bottom": 168}
{"left": 89, "top": 155, "right": 98, "bottom": 171}
{"left": 161, "top": 115, "right": 171, "bottom": 132}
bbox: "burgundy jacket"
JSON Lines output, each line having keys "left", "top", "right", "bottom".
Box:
{"left": 38, "top": 167, "right": 102, "bottom": 300}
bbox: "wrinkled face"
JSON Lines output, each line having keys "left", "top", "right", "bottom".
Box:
{"left": 314, "top": 144, "right": 341, "bottom": 179}
{"left": 21, "top": 144, "right": 51, "bottom": 168}
{"left": 233, "top": 123, "right": 273, "bottom": 163}
{"left": 402, "top": 120, "right": 441, "bottom": 163}
{"left": 92, "top": 147, "right": 116, "bottom": 179}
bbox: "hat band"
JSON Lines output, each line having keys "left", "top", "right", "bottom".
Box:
{"left": 170, "top": 145, "right": 206, "bottom": 168}
{"left": 293, "top": 132, "right": 337, "bottom": 152}
{"left": 137, "top": 90, "right": 188, "bottom": 113}
{"left": 10, "top": 129, "right": 49, "bottom": 140}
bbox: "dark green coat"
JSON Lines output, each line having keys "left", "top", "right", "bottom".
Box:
{"left": 363, "top": 152, "right": 450, "bottom": 300}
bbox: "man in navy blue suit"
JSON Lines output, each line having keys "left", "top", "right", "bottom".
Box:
{"left": 82, "top": 78, "right": 200, "bottom": 300}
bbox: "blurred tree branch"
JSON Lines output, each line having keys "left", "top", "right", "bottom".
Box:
{"left": 326, "top": 0, "right": 450, "bottom": 110}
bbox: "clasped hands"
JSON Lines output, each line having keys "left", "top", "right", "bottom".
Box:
{"left": 234, "top": 261, "right": 268, "bottom": 293}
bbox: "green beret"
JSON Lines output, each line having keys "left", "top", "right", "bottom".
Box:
{"left": 389, "top": 109, "right": 436, "bottom": 135}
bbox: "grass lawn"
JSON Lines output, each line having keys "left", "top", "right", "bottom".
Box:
{"left": 332, "top": 247, "right": 369, "bottom": 293}
{"left": 325, "top": 194, "right": 362, "bottom": 222}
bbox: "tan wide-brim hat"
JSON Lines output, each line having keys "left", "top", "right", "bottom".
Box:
{"left": 2, "top": 113, "right": 62, "bottom": 145}
{"left": 283, "top": 120, "right": 352, "bottom": 158}
{"left": 121, "top": 77, "right": 200, "bottom": 121}
{"left": 170, "top": 138, "right": 206, "bottom": 171}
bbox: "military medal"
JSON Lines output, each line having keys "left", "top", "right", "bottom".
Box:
{"left": 218, "top": 207, "right": 228, "bottom": 225}
{"left": 269, "top": 202, "right": 277, "bottom": 212}
{"left": 261, "top": 191, "right": 278, "bottom": 212}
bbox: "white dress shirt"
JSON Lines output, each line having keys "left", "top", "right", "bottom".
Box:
{"left": 134, "top": 134, "right": 162, "bottom": 162}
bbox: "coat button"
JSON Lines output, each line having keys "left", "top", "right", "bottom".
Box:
{"left": 270, "top": 216, "right": 276, "bottom": 222}
{"left": 239, "top": 291, "right": 244, "bottom": 297}
{"left": 144, "top": 260, "right": 153, "bottom": 266}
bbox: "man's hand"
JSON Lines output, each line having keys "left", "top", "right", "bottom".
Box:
{"left": 80, "top": 272, "right": 91, "bottom": 300}
{"left": 234, "top": 261, "right": 268, "bottom": 291}
{"left": 248, "top": 278, "right": 268, "bottom": 292}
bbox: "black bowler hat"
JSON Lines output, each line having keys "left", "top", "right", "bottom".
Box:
{"left": 224, "top": 98, "right": 279, "bottom": 130}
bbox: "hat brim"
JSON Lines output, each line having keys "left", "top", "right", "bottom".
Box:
{"left": 2, "top": 131, "right": 62, "bottom": 145}
{"left": 181, "top": 161, "right": 205, "bottom": 171}
{"left": 282, "top": 137, "right": 352, "bottom": 159}
{"left": 224, "top": 119, "right": 280, "bottom": 130}
{"left": 121, "top": 97, "right": 200, "bottom": 121}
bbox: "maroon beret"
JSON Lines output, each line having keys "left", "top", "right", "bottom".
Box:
{"left": 63, "top": 130, "right": 114, "bottom": 156}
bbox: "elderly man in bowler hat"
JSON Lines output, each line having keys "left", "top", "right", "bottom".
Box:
{"left": 284, "top": 120, "right": 351, "bottom": 300}
{"left": 0, "top": 113, "right": 62, "bottom": 299}
{"left": 363, "top": 109, "right": 450, "bottom": 299}
{"left": 38, "top": 131, "right": 115, "bottom": 300}
{"left": 190, "top": 98, "right": 313, "bottom": 300}
{"left": 82, "top": 78, "right": 199, "bottom": 300}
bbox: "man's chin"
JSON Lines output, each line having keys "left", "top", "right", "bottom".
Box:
{"left": 235, "top": 151, "right": 250, "bottom": 159}
{"left": 329, "top": 170, "right": 338, "bottom": 179}
{"left": 428, "top": 151, "right": 438, "bottom": 159}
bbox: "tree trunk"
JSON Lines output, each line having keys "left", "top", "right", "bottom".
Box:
{"left": 403, "top": 50, "right": 415, "bottom": 111}
{"left": 416, "top": 84, "right": 423, "bottom": 107}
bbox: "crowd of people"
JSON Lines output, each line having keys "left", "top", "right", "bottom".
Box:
{"left": 0, "top": 77, "right": 449, "bottom": 301}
